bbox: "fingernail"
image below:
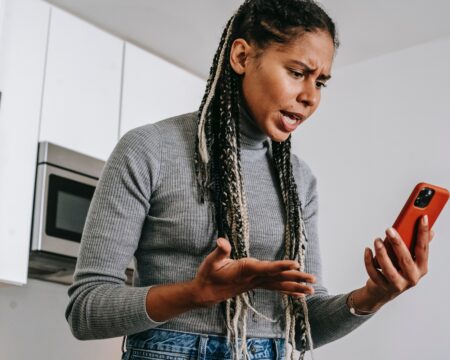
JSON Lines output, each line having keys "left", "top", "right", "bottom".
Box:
{"left": 364, "top": 247, "right": 370, "bottom": 257}
{"left": 387, "top": 227, "right": 397, "bottom": 238}
{"left": 422, "top": 215, "right": 428, "bottom": 226}
{"left": 375, "top": 239, "right": 383, "bottom": 249}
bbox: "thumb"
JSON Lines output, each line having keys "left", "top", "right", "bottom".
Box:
{"left": 210, "top": 237, "right": 231, "bottom": 262}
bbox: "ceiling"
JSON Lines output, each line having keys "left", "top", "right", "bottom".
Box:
{"left": 44, "top": 0, "right": 450, "bottom": 79}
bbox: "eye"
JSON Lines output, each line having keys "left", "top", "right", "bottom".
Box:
{"left": 315, "top": 81, "right": 327, "bottom": 89}
{"left": 289, "top": 69, "right": 304, "bottom": 79}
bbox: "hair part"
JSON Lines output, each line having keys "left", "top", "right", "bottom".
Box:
{"left": 195, "top": 1, "right": 338, "bottom": 359}
{"left": 234, "top": 0, "right": 339, "bottom": 50}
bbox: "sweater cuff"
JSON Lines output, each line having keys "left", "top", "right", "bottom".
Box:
{"left": 343, "top": 291, "right": 378, "bottom": 318}
{"left": 141, "top": 285, "right": 168, "bottom": 326}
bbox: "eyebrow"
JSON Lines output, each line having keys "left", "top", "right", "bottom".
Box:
{"left": 289, "top": 60, "right": 332, "bottom": 81}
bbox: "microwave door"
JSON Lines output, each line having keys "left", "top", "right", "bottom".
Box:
{"left": 31, "top": 164, "right": 97, "bottom": 257}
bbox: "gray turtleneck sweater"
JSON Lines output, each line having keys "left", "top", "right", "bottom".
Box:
{"left": 65, "top": 107, "right": 374, "bottom": 349}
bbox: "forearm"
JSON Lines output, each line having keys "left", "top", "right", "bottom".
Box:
{"left": 67, "top": 279, "right": 203, "bottom": 340}
{"left": 302, "top": 291, "right": 376, "bottom": 349}
{"left": 145, "top": 281, "right": 202, "bottom": 322}
{"left": 66, "top": 283, "right": 163, "bottom": 340}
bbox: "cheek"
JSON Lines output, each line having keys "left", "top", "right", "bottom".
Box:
{"left": 243, "top": 70, "right": 295, "bottom": 122}
{"left": 256, "top": 69, "right": 288, "bottom": 99}
{"left": 270, "top": 77, "right": 298, "bottom": 106}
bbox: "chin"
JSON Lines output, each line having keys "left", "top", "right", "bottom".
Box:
{"left": 265, "top": 120, "right": 292, "bottom": 143}
{"left": 268, "top": 131, "right": 290, "bottom": 143}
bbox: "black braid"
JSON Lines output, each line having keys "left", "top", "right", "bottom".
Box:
{"left": 273, "top": 138, "right": 310, "bottom": 356}
{"left": 194, "top": 16, "right": 236, "bottom": 203}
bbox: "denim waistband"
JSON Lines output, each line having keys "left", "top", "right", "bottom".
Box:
{"left": 125, "top": 328, "right": 286, "bottom": 360}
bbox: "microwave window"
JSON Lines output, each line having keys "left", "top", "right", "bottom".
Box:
{"left": 46, "top": 174, "right": 96, "bottom": 242}
{"left": 56, "top": 191, "right": 91, "bottom": 234}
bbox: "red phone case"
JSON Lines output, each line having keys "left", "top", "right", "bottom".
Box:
{"left": 386, "top": 182, "right": 449, "bottom": 267}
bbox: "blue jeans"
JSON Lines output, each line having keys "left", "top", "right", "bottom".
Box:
{"left": 122, "top": 328, "right": 286, "bottom": 360}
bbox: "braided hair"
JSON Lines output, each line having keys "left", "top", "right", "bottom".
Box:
{"left": 195, "top": 1, "right": 338, "bottom": 359}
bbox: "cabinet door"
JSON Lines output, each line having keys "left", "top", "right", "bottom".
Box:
{"left": 0, "top": 0, "right": 50, "bottom": 285}
{"left": 120, "top": 43, "right": 205, "bottom": 136}
{"left": 39, "top": 7, "right": 123, "bottom": 160}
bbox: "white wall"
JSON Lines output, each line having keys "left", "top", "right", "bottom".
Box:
{"left": 292, "top": 36, "right": 450, "bottom": 359}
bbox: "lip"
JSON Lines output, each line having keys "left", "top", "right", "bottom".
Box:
{"left": 280, "top": 110, "right": 305, "bottom": 121}
{"left": 279, "top": 110, "right": 305, "bottom": 132}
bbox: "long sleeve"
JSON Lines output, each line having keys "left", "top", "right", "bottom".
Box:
{"left": 65, "top": 125, "right": 166, "bottom": 340}
{"left": 293, "top": 156, "right": 375, "bottom": 350}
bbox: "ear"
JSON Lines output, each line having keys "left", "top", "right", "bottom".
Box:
{"left": 229, "top": 38, "right": 252, "bottom": 75}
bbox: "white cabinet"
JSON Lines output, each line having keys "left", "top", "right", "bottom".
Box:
{"left": 0, "top": 0, "right": 204, "bottom": 286}
{"left": 0, "top": 0, "right": 50, "bottom": 285}
{"left": 0, "top": 0, "right": 6, "bottom": 86}
{"left": 120, "top": 43, "right": 205, "bottom": 136}
{"left": 0, "top": 1, "right": 123, "bottom": 285}
{"left": 39, "top": 7, "right": 123, "bottom": 160}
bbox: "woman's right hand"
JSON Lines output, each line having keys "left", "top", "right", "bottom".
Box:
{"left": 190, "top": 237, "right": 316, "bottom": 307}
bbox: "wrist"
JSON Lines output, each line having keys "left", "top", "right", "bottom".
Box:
{"left": 347, "top": 287, "right": 386, "bottom": 315}
{"left": 187, "top": 279, "right": 219, "bottom": 308}
{"left": 145, "top": 280, "right": 203, "bottom": 322}
{"left": 185, "top": 280, "right": 209, "bottom": 308}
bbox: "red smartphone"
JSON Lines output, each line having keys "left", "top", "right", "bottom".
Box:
{"left": 385, "top": 182, "right": 449, "bottom": 268}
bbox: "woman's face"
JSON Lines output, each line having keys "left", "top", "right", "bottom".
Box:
{"left": 230, "top": 30, "right": 335, "bottom": 142}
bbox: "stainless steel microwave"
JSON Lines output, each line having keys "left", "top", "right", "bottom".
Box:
{"left": 29, "top": 142, "right": 133, "bottom": 285}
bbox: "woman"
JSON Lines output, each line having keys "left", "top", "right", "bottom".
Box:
{"left": 65, "top": 0, "right": 433, "bottom": 359}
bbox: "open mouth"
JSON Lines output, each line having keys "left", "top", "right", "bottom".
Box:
{"left": 279, "top": 110, "right": 305, "bottom": 132}
{"left": 280, "top": 110, "right": 304, "bottom": 124}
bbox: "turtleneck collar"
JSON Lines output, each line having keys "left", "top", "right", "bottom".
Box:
{"left": 238, "top": 102, "right": 269, "bottom": 150}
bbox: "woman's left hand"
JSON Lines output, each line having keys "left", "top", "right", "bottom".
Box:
{"left": 362, "top": 215, "right": 435, "bottom": 308}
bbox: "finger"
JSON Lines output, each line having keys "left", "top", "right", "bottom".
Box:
{"left": 414, "top": 215, "right": 430, "bottom": 274}
{"left": 372, "top": 254, "right": 381, "bottom": 269}
{"left": 364, "top": 247, "right": 389, "bottom": 289}
{"left": 373, "top": 237, "right": 390, "bottom": 269}
{"left": 242, "top": 259, "right": 303, "bottom": 278}
{"left": 264, "top": 281, "right": 315, "bottom": 295}
{"left": 264, "top": 269, "right": 316, "bottom": 284}
{"left": 374, "top": 238, "right": 406, "bottom": 289}
{"left": 385, "top": 227, "right": 420, "bottom": 283}
{"left": 207, "top": 238, "right": 231, "bottom": 264}
{"left": 280, "top": 291, "right": 307, "bottom": 298}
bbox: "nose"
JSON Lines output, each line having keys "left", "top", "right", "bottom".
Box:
{"left": 297, "top": 80, "right": 318, "bottom": 108}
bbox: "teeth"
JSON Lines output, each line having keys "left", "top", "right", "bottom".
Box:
{"left": 283, "top": 114, "right": 297, "bottom": 125}
{"left": 281, "top": 111, "right": 298, "bottom": 124}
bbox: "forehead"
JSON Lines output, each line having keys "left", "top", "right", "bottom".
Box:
{"left": 261, "top": 30, "right": 335, "bottom": 72}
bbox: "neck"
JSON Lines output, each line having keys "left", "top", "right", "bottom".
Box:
{"left": 238, "top": 102, "right": 268, "bottom": 149}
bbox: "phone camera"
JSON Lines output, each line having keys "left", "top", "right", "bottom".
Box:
{"left": 414, "top": 187, "right": 435, "bottom": 208}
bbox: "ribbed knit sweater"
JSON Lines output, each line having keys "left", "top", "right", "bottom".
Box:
{"left": 65, "top": 106, "right": 374, "bottom": 350}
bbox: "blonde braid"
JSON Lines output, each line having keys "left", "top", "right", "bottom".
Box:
{"left": 197, "top": 16, "right": 235, "bottom": 167}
